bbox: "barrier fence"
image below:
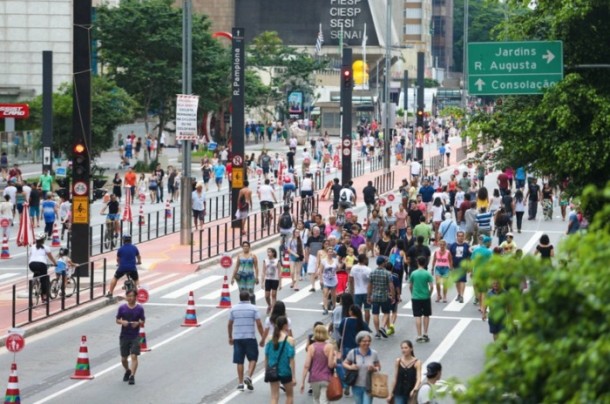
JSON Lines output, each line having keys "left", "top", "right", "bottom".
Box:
{"left": 373, "top": 171, "right": 395, "bottom": 195}
{"left": 190, "top": 195, "right": 318, "bottom": 263}
{"left": 11, "top": 258, "right": 109, "bottom": 328}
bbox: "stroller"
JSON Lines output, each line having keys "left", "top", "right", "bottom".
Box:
{"left": 542, "top": 199, "right": 553, "bottom": 220}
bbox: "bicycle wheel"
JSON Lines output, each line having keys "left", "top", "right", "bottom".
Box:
{"left": 104, "top": 228, "right": 111, "bottom": 249}
{"left": 49, "top": 278, "right": 59, "bottom": 299}
{"left": 32, "top": 280, "right": 41, "bottom": 306}
{"left": 65, "top": 276, "right": 76, "bottom": 298}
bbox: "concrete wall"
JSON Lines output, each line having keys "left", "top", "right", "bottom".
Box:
{"left": 0, "top": 0, "right": 72, "bottom": 100}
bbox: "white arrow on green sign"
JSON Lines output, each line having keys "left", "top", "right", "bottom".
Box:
{"left": 468, "top": 41, "right": 564, "bottom": 96}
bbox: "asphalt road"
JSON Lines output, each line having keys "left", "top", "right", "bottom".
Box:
{"left": 0, "top": 174, "right": 570, "bottom": 404}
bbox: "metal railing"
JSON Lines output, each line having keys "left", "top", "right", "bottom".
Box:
{"left": 190, "top": 195, "right": 318, "bottom": 263}
{"left": 373, "top": 171, "right": 395, "bottom": 195}
{"left": 11, "top": 258, "right": 109, "bottom": 328}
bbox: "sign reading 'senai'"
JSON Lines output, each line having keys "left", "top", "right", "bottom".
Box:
{"left": 175, "top": 95, "right": 199, "bottom": 141}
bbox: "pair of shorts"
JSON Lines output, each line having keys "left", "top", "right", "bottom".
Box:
{"left": 215, "top": 177, "right": 223, "bottom": 185}
{"left": 120, "top": 337, "right": 141, "bottom": 357}
{"left": 456, "top": 269, "right": 467, "bottom": 283}
{"left": 307, "top": 256, "right": 317, "bottom": 274}
{"left": 372, "top": 300, "right": 391, "bottom": 315}
{"left": 29, "top": 206, "right": 40, "bottom": 217}
{"left": 488, "top": 319, "right": 504, "bottom": 335}
{"left": 412, "top": 298, "right": 432, "bottom": 317}
{"left": 233, "top": 338, "right": 259, "bottom": 364}
{"left": 193, "top": 209, "right": 205, "bottom": 221}
{"left": 354, "top": 294, "right": 371, "bottom": 310}
{"left": 113, "top": 270, "right": 139, "bottom": 281}
{"left": 107, "top": 213, "right": 120, "bottom": 221}
{"left": 262, "top": 167, "right": 270, "bottom": 174}
{"left": 435, "top": 266, "right": 450, "bottom": 278}
{"left": 265, "top": 279, "right": 280, "bottom": 291}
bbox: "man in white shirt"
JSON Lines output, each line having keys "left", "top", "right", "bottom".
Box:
{"left": 271, "top": 153, "right": 282, "bottom": 179}
{"left": 22, "top": 181, "right": 32, "bottom": 201}
{"left": 2, "top": 181, "right": 17, "bottom": 219}
{"left": 257, "top": 179, "right": 277, "bottom": 213}
{"left": 219, "top": 148, "right": 229, "bottom": 165}
{"left": 349, "top": 254, "right": 372, "bottom": 325}
{"left": 410, "top": 160, "right": 422, "bottom": 180}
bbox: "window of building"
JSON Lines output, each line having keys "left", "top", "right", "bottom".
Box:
{"left": 404, "top": 24, "right": 422, "bottom": 35}
{"left": 404, "top": 8, "right": 422, "bottom": 19}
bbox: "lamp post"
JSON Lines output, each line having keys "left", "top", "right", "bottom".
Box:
{"left": 461, "top": 0, "right": 469, "bottom": 109}
{"left": 180, "top": 0, "right": 193, "bottom": 245}
{"left": 383, "top": 0, "right": 392, "bottom": 170}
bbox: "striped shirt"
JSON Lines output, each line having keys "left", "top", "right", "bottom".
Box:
{"left": 476, "top": 211, "right": 493, "bottom": 231}
{"left": 229, "top": 301, "right": 260, "bottom": 340}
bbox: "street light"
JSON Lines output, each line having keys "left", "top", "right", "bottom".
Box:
{"left": 383, "top": 0, "right": 392, "bottom": 170}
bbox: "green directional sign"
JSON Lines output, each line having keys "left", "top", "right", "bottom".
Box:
{"left": 468, "top": 41, "right": 563, "bottom": 96}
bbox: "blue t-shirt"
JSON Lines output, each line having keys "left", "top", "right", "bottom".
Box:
{"left": 419, "top": 186, "right": 435, "bottom": 203}
{"left": 449, "top": 242, "right": 471, "bottom": 269}
{"left": 264, "top": 339, "right": 295, "bottom": 377}
{"left": 213, "top": 164, "right": 225, "bottom": 178}
{"left": 116, "top": 303, "right": 145, "bottom": 339}
{"left": 117, "top": 244, "right": 140, "bottom": 271}
{"left": 515, "top": 167, "right": 526, "bottom": 180}
{"left": 471, "top": 245, "right": 492, "bottom": 273}
{"left": 42, "top": 200, "right": 56, "bottom": 223}
{"left": 338, "top": 317, "right": 371, "bottom": 357}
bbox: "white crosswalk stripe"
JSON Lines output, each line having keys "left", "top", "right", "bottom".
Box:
{"left": 443, "top": 286, "right": 474, "bottom": 311}
{"left": 160, "top": 275, "right": 222, "bottom": 299}
{"left": 0, "top": 273, "right": 20, "bottom": 282}
{"left": 282, "top": 281, "right": 322, "bottom": 303}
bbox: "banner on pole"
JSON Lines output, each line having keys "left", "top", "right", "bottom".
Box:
{"left": 176, "top": 94, "right": 199, "bottom": 141}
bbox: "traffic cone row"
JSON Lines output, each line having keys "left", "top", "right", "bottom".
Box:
{"left": 138, "top": 204, "right": 145, "bottom": 226}
{"left": 165, "top": 200, "right": 172, "bottom": 219}
{"left": 1, "top": 235, "right": 9, "bottom": 259}
{"left": 51, "top": 222, "right": 61, "bottom": 247}
{"left": 217, "top": 276, "right": 232, "bottom": 309}
{"left": 139, "top": 323, "right": 151, "bottom": 352}
{"left": 70, "top": 336, "right": 94, "bottom": 380}
{"left": 181, "top": 291, "right": 200, "bottom": 327}
{"left": 3, "top": 363, "right": 20, "bottom": 404}
{"left": 281, "top": 249, "right": 291, "bottom": 278}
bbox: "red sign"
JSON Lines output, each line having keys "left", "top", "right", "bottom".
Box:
{"left": 379, "top": 198, "right": 387, "bottom": 206}
{"left": 6, "top": 334, "right": 25, "bottom": 353}
{"left": 0, "top": 218, "right": 9, "bottom": 228}
{"left": 220, "top": 255, "right": 233, "bottom": 269}
{"left": 0, "top": 104, "right": 30, "bottom": 119}
{"left": 136, "top": 288, "right": 149, "bottom": 304}
{"left": 387, "top": 194, "right": 395, "bottom": 202}
{"left": 139, "top": 193, "right": 146, "bottom": 202}
{"left": 256, "top": 168, "right": 262, "bottom": 176}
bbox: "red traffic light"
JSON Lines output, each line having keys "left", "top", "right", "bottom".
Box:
{"left": 343, "top": 70, "right": 351, "bottom": 77}
{"left": 74, "top": 143, "right": 86, "bottom": 154}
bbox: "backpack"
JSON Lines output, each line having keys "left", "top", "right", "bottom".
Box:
{"left": 279, "top": 213, "right": 293, "bottom": 229}
{"left": 340, "top": 189, "right": 350, "bottom": 202}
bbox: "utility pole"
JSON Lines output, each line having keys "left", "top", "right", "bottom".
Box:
{"left": 462, "top": 0, "right": 469, "bottom": 108}
{"left": 340, "top": 48, "right": 353, "bottom": 186}
{"left": 180, "top": 0, "right": 193, "bottom": 245}
{"left": 383, "top": 0, "right": 392, "bottom": 170}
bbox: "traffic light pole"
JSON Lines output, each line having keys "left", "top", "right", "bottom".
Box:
{"left": 416, "top": 52, "right": 425, "bottom": 163}
{"left": 180, "top": 0, "right": 193, "bottom": 245}
{"left": 340, "top": 48, "right": 353, "bottom": 186}
{"left": 383, "top": 0, "right": 392, "bottom": 171}
{"left": 71, "top": 0, "right": 92, "bottom": 277}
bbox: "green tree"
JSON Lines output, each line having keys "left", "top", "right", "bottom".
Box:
{"left": 459, "top": 182, "right": 610, "bottom": 403}
{"left": 95, "top": 0, "right": 229, "bottom": 139}
{"left": 20, "top": 76, "right": 137, "bottom": 157}
{"left": 464, "top": 0, "right": 610, "bottom": 191}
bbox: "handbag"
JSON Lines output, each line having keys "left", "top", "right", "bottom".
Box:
{"left": 343, "top": 348, "right": 359, "bottom": 386}
{"left": 264, "top": 336, "right": 288, "bottom": 383}
{"left": 366, "top": 229, "right": 373, "bottom": 238}
{"left": 369, "top": 371, "right": 389, "bottom": 398}
{"left": 326, "top": 371, "right": 343, "bottom": 401}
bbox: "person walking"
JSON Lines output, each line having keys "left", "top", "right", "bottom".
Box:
{"left": 261, "top": 248, "right": 282, "bottom": 314}
{"left": 264, "top": 316, "right": 296, "bottom": 403}
{"left": 417, "top": 362, "right": 443, "bottom": 404}
{"left": 116, "top": 288, "right": 145, "bottom": 385}
{"left": 300, "top": 324, "right": 336, "bottom": 403}
{"left": 260, "top": 300, "right": 293, "bottom": 347}
{"left": 431, "top": 240, "right": 453, "bottom": 303}
{"left": 231, "top": 241, "right": 259, "bottom": 305}
{"left": 191, "top": 183, "right": 206, "bottom": 231}
{"left": 367, "top": 256, "right": 395, "bottom": 339}
{"left": 342, "top": 331, "right": 381, "bottom": 404}
{"left": 112, "top": 173, "right": 123, "bottom": 202}
{"left": 286, "top": 229, "right": 304, "bottom": 291}
{"left": 41, "top": 193, "right": 58, "bottom": 238}
{"left": 526, "top": 178, "right": 542, "bottom": 220}
{"left": 228, "top": 291, "right": 265, "bottom": 392}
{"left": 318, "top": 246, "right": 339, "bottom": 315}
{"left": 409, "top": 256, "right": 434, "bottom": 342}
{"left": 449, "top": 231, "right": 472, "bottom": 303}
{"left": 349, "top": 254, "right": 372, "bottom": 325}
{"left": 387, "top": 340, "right": 421, "bottom": 404}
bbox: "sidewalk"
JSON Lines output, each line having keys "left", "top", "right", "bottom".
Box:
{"left": 0, "top": 139, "right": 470, "bottom": 343}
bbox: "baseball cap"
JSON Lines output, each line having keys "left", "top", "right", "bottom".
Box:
{"left": 425, "top": 362, "right": 442, "bottom": 377}
{"left": 482, "top": 235, "right": 492, "bottom": 244}
{"left": 506, "top": 232, "right": 514, "bottom": 237}
{"left": 376, "top": 256, "right": 387, "bottom": 266}
{"left": 444, "top": 212, "right": 452, "bottom": 220}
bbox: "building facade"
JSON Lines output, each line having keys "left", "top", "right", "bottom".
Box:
{"left": 431, "top": 0, "right": 454, "bottom": 73}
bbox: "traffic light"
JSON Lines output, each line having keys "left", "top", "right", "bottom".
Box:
{"left": 72, "top": 140, "right": 89, "bottom": 180}
{"left": 416, "top": 107, "right": 424, "bottom": 128}
{"left": 342, "top": 67, "right": 352, "bottom": 89}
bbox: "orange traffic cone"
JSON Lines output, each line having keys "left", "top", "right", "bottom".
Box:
{"left": 138, "top": 323, "right": 151, "bottom": 352}
{"left": 138, "top": 204, "right": 145, "bottom": 226}
{"left": 281, "top": 249, "right": 291, "bottom": 278}
{"left": 1, "top": 235, "right": 9, "bottom": 259}
{"left": 70, "top": 335, "right": 94, "bottom": 380}
{"left": 181, "top": 291, "right": 200, "bottom": 327}
{"left": 51, "top": 222, "right": 61, "bottom": 247}
{"left": 217, "top": 276, "right": 232, "bottom": 309}
{"left": 3, "top": 363, "right": 20, "bottom": 404}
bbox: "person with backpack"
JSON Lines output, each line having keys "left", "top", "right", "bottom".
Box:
{"left": 338, "top": 184, "right": 355, "bottom": 214}
{"left": 278, "top": 205, "right": 294, "bottom": 237}
{"left": 387, "top": 240, "right": 407, "bottom": 336}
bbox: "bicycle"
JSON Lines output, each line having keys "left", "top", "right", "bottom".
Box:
{"left": 260, "top": 201, "right": 274, "bottom": 230}
{"left": 50, "top": 266, "right": 76, "bottom": 299}
{"left": 104, "top": 216, "right": 119, "bottom": 250}
{"left": 122, "top": 272, "right": 137, "bottom": 294}
{"left": 31, "top": 276, "right": 42, "bottom": 306}
{"left": 300, "top": 194, "right": 313, "bottom": 219}
{"left": 283, "top": 188, "right": 294, "bottom": 209}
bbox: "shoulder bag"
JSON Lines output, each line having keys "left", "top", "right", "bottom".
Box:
{"left": 343, "top": 348, "right": 359, "bottom": 386}
{"left": 264, "top": 336, "right": 288, "bottom": 383}
{"left": 326, "top": 369, "right": 343, "bottom": 401}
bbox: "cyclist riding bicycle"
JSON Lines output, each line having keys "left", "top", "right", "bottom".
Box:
{"left": 100, "top": 193, "right": 121, "bottom": 239}
{"left": 106, "top": 234, "right": 142, "bottom": 298}
{"left": 258, "top": 178, "right": 277, "bottom": 214}
{"left": 54, "top": 247, "right": 75, "bottom": 294}
{"left": 282, "top": 169, "right": 297, "bottom": 204}
{"left": 338, "top": 184, "right": 355, "bottom": 213}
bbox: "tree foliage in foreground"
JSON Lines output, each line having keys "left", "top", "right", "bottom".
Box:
{"left": 20, "top": 76, "right": 137, "bottom": 157}
{"left": 459, "top": 183, "right": 610, "bottom": 403}
{"left": 464, "top": 0, "right": 610, "bottom": 192}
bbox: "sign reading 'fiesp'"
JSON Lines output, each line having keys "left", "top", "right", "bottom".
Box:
{"left": 0, "top": 104, "right": 30, "bottom": 119}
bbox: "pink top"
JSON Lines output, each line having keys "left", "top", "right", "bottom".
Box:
{"left": 395, "top": 211, "right": 408, "bottom": 229}
{"left": 435, "top": 249, "right": 450, "bottom": 267}
{"left": 309, "top": 342, "right": 332, "bottom": 383}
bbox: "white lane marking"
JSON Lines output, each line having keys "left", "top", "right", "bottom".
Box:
{"left": 33, "top": 307, "right": 229, "bottom": 404}
{"left": 160, "top": 275, "right": 222, "bottom": 299}
{"left": 200, "top": 281, "right": 237, "bottom": 300}
{"left": 421, "top": 318, "right": 472, "bottom": 368}
{"left": 444, "top": 286, "right": 474, "bottom": 312}
{"left": 522, "top": 231, "right": 543, "bottom": 254}
{"left": 253, "top": 278, "right": 292, "bottom": 301}
{"left": 140, "top": 273, "right": 178, "bottom": 289}
{"left": 0, "top": 273, "right": 20, "bottom": 281}
{"left": 148, "top": 274, "right": 198, "bottom": 296}
{"left": 402, "top": 289, "right": 437, "bottom": 310}
{"left": 282, "top": 280, "right": 322, "bottom": 303}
